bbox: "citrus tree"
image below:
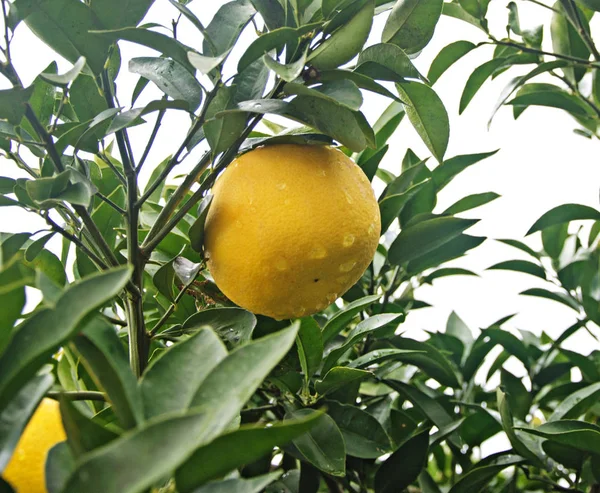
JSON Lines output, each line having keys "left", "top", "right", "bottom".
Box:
{"left": 0, "top": 0, "right": 599, "bottom": 492}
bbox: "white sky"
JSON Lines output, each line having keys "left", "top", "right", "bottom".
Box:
{"left": 1, "top": 0, "right": 599, "bottom": 361}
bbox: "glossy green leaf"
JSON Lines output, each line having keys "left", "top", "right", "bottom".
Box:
{"left": 520, "top": 288, "right": 580, "bottom": 311}
{"left": 316, "top": 367, "right": 372, "bottom": 395}
{"left": 189, "top": 323, "right": 299, "bottom": 440}
{"left": 428, "top": 40, "right": 476, "bottom": 85}
{"left": 527, "top": 203, "right": 600, "bottom": 235}
{"left": 203, "top": 0, "right": 256, "bottom": 56}
{"left": 389, "top": 216, "right": 478, "bottom": 265}
{"left": 500, "top": 369, "right": 532, "bottom": 421}
{"left": 356, "top": 43, "right": 423, "bottom": 82}
{"left": 550, "top": 382, "right": 600, "bottom": 420}
{"left": 176, "top": 414, "right": 321, "bottom": 491}
{"left": 188, "top": 194, "right": 213, "bottom": 253}
{"left": 140, "top": 328, "right": 226, "bottom": 420}
{"left": 263, "top": 49, "right": 308, "bottom": 82}
{"left": 396, "top": 82, "right": 449, "bottom": 162}
{"left": 59, "top": 398, "right": 119, "bottom": 457}
{"left": 518, "top": 420, "right": 600, "bottom": 455}
{"left": 460, "top": 58, "right": 510, "bottom": 114}
{"left": 0, "top": 266, "right": 131, "bottom": 411}
{"left": 550, "top": 2, "right": 590, "bottom": 83}
{"left": 423, "top": 268, "right": 478, "bottom": 284}
{"left": 382, "top": 0, "right": 444, "bottom": 54}
{"left": 485, "top": 327, "right": 531, "bottom": 368}
{"left": 442, "top": 3, "right": 485, "bottom": 31}
{"left": 433, "top": 150, "right": 498, "bottom": 191}
{"left": 283, "top": 80, "right": 363, "bottom": 111}
{"left": 190, "top": 472, "right": 282, "bottom": 493}
{"left": 406, "top": 234, "right": 485, "bottom": 275}
{"left": 45, "top": 441, "right": 75, "bottom": 493}
{"left": 288, "top": 409, "right": 346, "bottom": 476}
{"left": 326, "top": 401, "right": 391, "bottom": 458}
{"left": 250, "top": 0, "right": 285, "bottom": 30}
{"left": 487, "top": 260, "right": 546, "bottom": 279}
{"left": 375, "top": 429, "right": 430, "bottom": 493}
{"left": 322, "top": 313, "right": 403, "bottom": 373}
{"left": 90, "top": 0, "right": 152, "bottom": 29}
{"left": 496, "top": 238, "right": 539, "bottom": 259}
{"left": 508, "top": 83, "right": 593, "bottom": 118}
{"left": 0, "top": 373, "right": 53, "bottom": 471}
{"left": 379, "top": 180, "right": 430, "bottom": 233}
{"left": 296, "top": 317, "right": 323, "bottom": 382}
{"left": 106, "top": 100, "right": 190, "bottom": 136}
{"left": 308, "top": 0, "right": 374, "bottom": 70}
{"left": 63, "top": 409, "right": 215, "bottom": 493}
{"left": 129, "top": 57, "right": 203, "bottom": 111}
{"left": 181, "top": 307, "right": 257, "bottom": 345}
{"left": 0, "top": 86, "right": 34, "bottom": 125}
{"left": 237, "top": 24, "right": 320, "bottom": 72}
{"left": 319, "top": 69, "right": 403, "bottom": 103}
{"left": 322, "top": 294, "right": 380, "bottom": 344}
{"left": 40, "top": 57, "right": 86, "bottom": 86}
{"left": 72, "top": 318, "right": 143, "bottom": 430}
{"left": 442, "top": 192, "right": 500, "bottom": 215}
{"left": 234, "top": 97, "right": 373, "bottom": 152}
{"left": 448, "top": 454, "right": 525, "bottom": 493}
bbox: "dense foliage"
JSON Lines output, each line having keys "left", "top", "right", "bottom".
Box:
{"left": 0, "top": 0, "right": 599, "bottom": 492}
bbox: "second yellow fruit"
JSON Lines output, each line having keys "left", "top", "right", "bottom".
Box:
{"left": 204, "top": 144, "right": 381, "bottom": 320}
{"left": 4, "top": 398, "right": 66, "bottom": 493}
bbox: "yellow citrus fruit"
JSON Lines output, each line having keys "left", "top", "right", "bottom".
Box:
{"left": 4, "top": 398, "right": 66, "bottom": 493}
{"left": 204, "top": 144, "right": 381, "bottom": 320}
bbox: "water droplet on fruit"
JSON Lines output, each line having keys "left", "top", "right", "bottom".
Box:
{"left": 368, "top": 223, "right": 376, "bottom": 235}
{"left": 344, "top": 190, "right": 353, "bottom": 204}
{"left": 336, "top": 275, "right": 349, "bottom": 285}
{"left": 235, "top": 220, "right": 243, "bottom": 229}
{"left": 319, "top": 169, "right": 327, "bottom": 176}
{"left": 309, "top": 245, "right": 327, "bottom": 259}
{"left": 295, "top": 306, "right": 306, "bottom": 317}
{"left": 275, "top": 257, "right": 289, "bottom": 271}
{"left": 327, "top": 292, "right": 338, "bottom": 303}
{"left": 284, "top": 198, "right": 291, "bottom": 205}
{"left": 343, "top": 234, "right": 355, "bottom": 247}
{"left": 276, "top": 182, "right": 287, "bottom": 190}
{"left": 339, "top": 260, "right": 357, "bottom": 273}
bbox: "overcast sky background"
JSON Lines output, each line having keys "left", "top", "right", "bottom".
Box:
{"left": 2, "top": 0, "right": 599, "bottom": 374}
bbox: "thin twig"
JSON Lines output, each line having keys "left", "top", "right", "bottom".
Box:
{"left": 103, "top": 314, "right": 127, "bottom": 327}
{"left": 520, "top": 0, "right": 560, "bottom": 12}
{"left": 47, "top": 390, "right": 106, "bottom": 402}
{"left": 137, "top": 103, "right": 166, "bottom": 174}
{"left": 566, "top": 0, "right": 600, "bottom": 60}
{"left": 97, "top": 152, "right": 127, "bottom": 185}
{"left": 96, "top": 192, "right": 126, "bottom": 215}
{"left": 50, "top": 87, "right": 69, "bottom": 134}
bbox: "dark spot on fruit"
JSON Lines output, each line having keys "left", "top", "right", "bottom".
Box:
{"left": 314, "top": 278, "right": 319, "bottom": 282}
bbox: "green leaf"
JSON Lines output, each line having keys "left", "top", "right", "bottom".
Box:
{"left": 551, "top": 2, "right": 590, "bottom": 83}
{"left": 308, "top": 0, "right": 374, "bottom": 70}
{"left": 237, "top": 24, "right": 319, "bottom": 72}
{"left": 423, "top": 268, "right": 478, "bottom": 284}
{"left": 527, "top": 204, "right": 600, "bottom": 235}
{"left": 188, "top": 51, "right": 229, "bottom": 75}
{"left": 433, "top": 150, "right": 498, "bottom": 190}
{"left": 40, "top": 57, "right": 86, "bottom": 86}
{"left": 90, "top": 0, "right": 152, "bottom": 29}
{"left": 517, "top": 420, "right": 600, "bottom": 455}
{"left": 326, "top": 401, "right": 391, "bottom": 458}
{"left": 176, "top": 415, "right": 321, "bottom": 492}
{"left": 58, "top": 398, "right": 119, "bottom": 457}
{"left": 396, "top": 82, "right": 449, "bottom": 162}
{"left": 382, "top": 0, "right": 444, "bottom": 54}
{"left": 446, "top": 311, "right": 473, "bottom": 346}
{"left": 264, "top": 49, "right": 308, "bottom": 82}
{"left": 320, "top": 69, "right": 403, "bottom": 103}
{"left": 375, "top": 428, "right": 430, "bottom": 493}
{"left": 542, "top": 223, "right": 568, "bottom": 258}
{"left": 188, "top": 472, "right": 283, "bottom": 493}
{"left": 487, "top": 260, "right": 546, "bottom": 279}
{"left": 283, "top": 80, "right": 363, "bottom": 111}
{"left": 288, "top": 409, "right": 346, "bottom": 476}
{"left": 107, "top": 100, "right": 190, "bottom": 136}
{"left": 315, "top": 367, "right": 372, "bottom": 395}
{"left": 234, "top": 97, "right": 373, "bottom": 152}
{"left": 460, "top": 58, "right": 511, "bottom": 114}
{"left": 497, "top": 389, "right": 545, "bottom": 466}
{"left": 296, "top": 317, "right": 323, "bottom": 382}
{"left": 140, "top": 328, "right": 226, "bottom": 419}
{"left": 389, "top": 337, "right": 461, "bottom": 387}
{"left": 45, "top": 442, "right": 75, "bottom": 493}
{"left": 508, "top": 83, "right": 593, "bottom": 118}
{"left": 250, "top": 0, "right": 285, "bottom": 30}
{"left": 62, "top": 409, "right": 215, "bottom": 493}
{"left": 428, "top": 40, "right": 476, "bottom": 85}
{"left": 406, "top": 234, "right": 485, "bottom": 275}
{"left": 497, "top": 238, "right": 539, "bottom": 259}
{"left": 0, "top": 373, "right": 54, "bottom": 471}
{"left": 520, "top": 288, "right": 580, "bottom": 311}
{"left": 203, "top": 85, "right": 247, "bottom": 156}
{"left": 389, "top": 216, "right": 478, "bottom": 265}
{"left": 189, "top": 323, "right": 299, "bottom": 440}
{"left": 181, "top": 307, "right": 257, "bottom": 346}
{"left": 322, "top": 313, "right": 403, "bottom": 373}
{"left": 188, "top": 194, "right": 213, "bottom": 253}
{"left": 0, "top": 266, "right": 131, "bottom": 411}
{"left": 550, "top": 382, "right": 600, "bottom": 420}
{"left": 485, "top": 327, "right": 531, "bottom": 368}
{"left": 129, "top": 57, "right": 203, "bottom": 111}
{"left": 500, "top": 369, "right": 532, "bottom": 421}
{"left": 72, "top": 318, "right": 143, "bottom": 430}
{"left": 13, "top": 0, "right": 111, "bottom": 74}
{"left": 322, "top": 294, "right": 381, "bottom": 344}
{"left": 0, "top": 86, "right": 34, "bottom": 125}
{"left": 24, "top": 233, "right": 54, "bottom": 262}
{"left": 379, "top": 180, "right": 430, "bottom": 233}
{"left": 442, "top": 3, "right": 485, "bottom": 31}
{"left": 448, "top": 454, "right": 525, "bottom": 493}
{"left": 356, "top": 43, "right": 424, "bottom": 82}
{"left": 442, "top": 192, "right": 500, "bottom": 215}
{"left": 203, "top": 0, "right": 256, "bottom": 56}
{"left": 0, "top": 265, "right": 27, "bottom": 354}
